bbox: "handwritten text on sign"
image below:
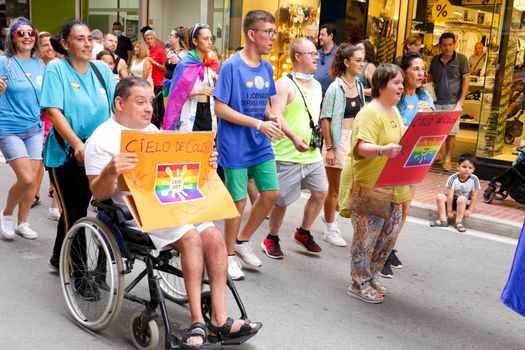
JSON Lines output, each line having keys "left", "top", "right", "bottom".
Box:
{"left": 120, "top": 131, "right": 239, "bottom": 231}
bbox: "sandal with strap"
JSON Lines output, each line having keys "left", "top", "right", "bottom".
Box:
{"left": 348, "top": 281, "right": 384, "bottom": 304}
{"left": 429, "top": 218, "right": 448, "bottom": 227}
{"left": 181, "top": 322, "right": 221, "bottom": 350}
{"left": 208, "top": 317, "right": 262, "bottom": 345}
{"left": 454, "top": 222, "right": 467, "bottom": 232}
{"left": 31, "top": 195, "right": 41, "bottom": 208}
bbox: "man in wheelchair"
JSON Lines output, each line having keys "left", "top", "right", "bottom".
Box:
{"left": 83, "top": 76, "right": 261, "bottom": 348}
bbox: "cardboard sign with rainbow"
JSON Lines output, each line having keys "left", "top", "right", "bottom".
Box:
{"left": 119, "top": 131, "right": 239, "bottom": 231}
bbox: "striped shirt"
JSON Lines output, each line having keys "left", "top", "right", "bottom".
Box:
{"left": 446, "top": 173, "right": 481, "bottom": 199}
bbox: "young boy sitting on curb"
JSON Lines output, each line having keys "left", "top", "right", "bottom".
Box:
{"left": 430, "top": 154, "right": 480, "bottom": 232}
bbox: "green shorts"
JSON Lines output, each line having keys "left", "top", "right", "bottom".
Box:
{"left": 223, "top": 159, "right": 279, "bottom": 201}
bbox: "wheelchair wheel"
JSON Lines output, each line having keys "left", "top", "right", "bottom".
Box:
{"left": 129, "top": 312, "right": 159, "bottom": 350}
{"left": 59, "top": 217, "right": 125, "bottom": 331}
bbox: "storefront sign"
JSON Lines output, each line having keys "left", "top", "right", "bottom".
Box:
{"left": 432, "top": 0, "right": 452, "bottom": 21}
{"left": 375, "top": 111, "right": 461, "bottom": 188}
{"left": 119, "top": 131, "right": 239, "bottom": 231}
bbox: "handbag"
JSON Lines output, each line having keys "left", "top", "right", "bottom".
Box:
{"left": 348, "top": 182, "right": 394, "bottom": 219}
{"left": 286, "top": 74, "right": 323, "bottom": 149}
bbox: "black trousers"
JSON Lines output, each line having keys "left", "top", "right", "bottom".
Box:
{"left": 153, "top": 85, "right": 165, "bottom": 128}
{"left": 49, "top": 161, "right": 92, "bottom": 276}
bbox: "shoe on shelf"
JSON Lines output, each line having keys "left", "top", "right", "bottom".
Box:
{"left": 15, "top": 222, "right": 38, "bottom": 240}
{"left": 235, "top": 241, "right": 262, "bottom": 268}
{"left": 293, "top": 228, "right": 322, "bottom": 253}
{"left": 48, "top": 208, "right": 61, "bottom": 221}
{"left": 380, "top": 263, "right": 394, "bottom": 279}
{"left": 0, "top": 212, "right": 16, "bottom": 240}
{"left": 389, "top": 250, "right": 403, "bottom": 269}
{"left": 228, "top": 255, "right": 244, "bottom": 281}
{"left": 322, "top": 228, "right": 347, "bottom": 247}
{"left": 49, "top": 256, "right": 59, "bottom": 273}
{"left": 261, "top": 236, "right": 284, "bottom": 259}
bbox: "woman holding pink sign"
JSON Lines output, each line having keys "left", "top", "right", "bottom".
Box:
{"left": 347, "top": 64, "right": 411, "bottom": 304}
{"left": 379, "top": 51, "right": 436, "bottom": 279}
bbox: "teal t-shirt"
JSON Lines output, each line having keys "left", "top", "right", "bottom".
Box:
{"left": 41, "top": 59, "right": 116, "bottom": 168}
{"left": 0, "top": 56, "right": 44, "bottom": 135}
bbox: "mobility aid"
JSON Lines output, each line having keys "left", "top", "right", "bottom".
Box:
{"left": 483, "top": 147, "right": 525, "bottom": 205}
{"left": 58, "top": 200, "right": 256, "bottom": 350}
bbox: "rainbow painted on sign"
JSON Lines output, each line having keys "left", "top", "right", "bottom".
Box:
{"left": 154, "top": 163, "right": 204, "bottom": 204}
{"left": 404, "top": 135, "right": 446, "bottom": 167}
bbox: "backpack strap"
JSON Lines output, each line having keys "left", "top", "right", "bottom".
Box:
{"left": 89, "top": 61, "right": 111, "bottom": 116}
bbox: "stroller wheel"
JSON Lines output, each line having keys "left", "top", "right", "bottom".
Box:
{"left": 505, "top": 133, "right": 515, "bottom": 144}
{"left": 483, "top": 187, "right": 496, "bottom": 204}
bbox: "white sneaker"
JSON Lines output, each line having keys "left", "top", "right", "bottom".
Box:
{"left": 15, "top": 222, "right": 38, "bottom": 240}
{"left": 235, "top": 241, "right": 262, "bottom": 268}
{"left": 0, "top": 212, "right": 16, "bottom": 240}
{"left": 228, "top": 255, "right": 245, "bottom": 281}
{"left": 48, "top": 208, "right": 61, "bottom": 221}
{"left": 322, "top": 228, "right": 347, "bottom": 247}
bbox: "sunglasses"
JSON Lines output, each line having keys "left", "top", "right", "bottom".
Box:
{"left": 16, "top": 30, "right": 36, "bottom": 38}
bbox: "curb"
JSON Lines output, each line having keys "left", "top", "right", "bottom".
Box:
{"left": 410, "top": 201, "right": 523, "bottom": 239}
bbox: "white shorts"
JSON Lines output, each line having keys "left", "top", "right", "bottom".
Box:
{"left": 125, "top": 221, "right": 215, "bottom": 250}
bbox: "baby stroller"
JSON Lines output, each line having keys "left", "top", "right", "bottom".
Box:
{"left": 505, "top": 79, "right": 525, "bottom": 144}
{"left": 483, "top": 147, "right": 525, "bottom": 204}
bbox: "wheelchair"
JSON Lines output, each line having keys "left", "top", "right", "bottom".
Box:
{"left": 58, "top": 200, "right": 254, "bottom": 350}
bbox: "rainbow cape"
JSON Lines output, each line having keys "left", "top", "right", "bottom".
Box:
{"left": 163, "top": 50, "right": 219, "bottom": 130}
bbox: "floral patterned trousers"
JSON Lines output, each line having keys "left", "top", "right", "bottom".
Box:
{"left": 350, "top": 203, "right": 403, "bottom": 284}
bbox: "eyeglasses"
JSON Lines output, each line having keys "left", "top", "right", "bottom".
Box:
{"left": 251, "top": 29, "right": 278, "bottom": 38}
{"left": 352, "top": 58, "right": 367, "bottom": 64}
{"left": 16, "top": 30, "right": 36, "bottom": 38}
{"left": 297, "top": 52, "right": 319, "bottom": 58}
{"left": 191, "top": 23, "right": 210, "bottom": 38}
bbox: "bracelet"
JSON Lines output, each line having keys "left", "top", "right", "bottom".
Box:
{"left": 378, "top": 146, "right": 383, "bottom": 156}
{"left": 256, "top": 120, "right": 263, "bottom": 131}
{"left": 326, "top": 144, "right": 333, "bottom": 150}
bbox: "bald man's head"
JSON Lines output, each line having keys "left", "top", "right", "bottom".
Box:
{"left": 474, "top": 42, "right": 484, "bottom": 55}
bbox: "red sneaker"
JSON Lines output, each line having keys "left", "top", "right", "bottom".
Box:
{"left": 293, "top": 228, "right": 322, "bottom": 253}
{"left": 261, "top": 236, "right": 284, "bottom": 259}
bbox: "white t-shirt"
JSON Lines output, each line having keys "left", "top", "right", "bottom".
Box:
{"left": 446, "top": 173, "right": 481, "bottom": 199}
{"left": 84, "top": 117, "right": 158, "bottom": 205}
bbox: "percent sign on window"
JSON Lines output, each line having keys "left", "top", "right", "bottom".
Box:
{"left": 432, "top": 0, "right": 451, "bottom": 21}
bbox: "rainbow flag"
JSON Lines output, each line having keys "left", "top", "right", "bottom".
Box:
{"left": 163, "top": 50, "right": 219, "bottom": 130}
{"left": 154, "top": 163, "right": 204, "bottom": 204}
{"left": 404, "top": 135, "right": 446, "bottom": 167}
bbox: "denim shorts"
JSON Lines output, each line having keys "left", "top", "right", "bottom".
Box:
{"left": 0, "top": 124, "right": 44, "bottom": 162}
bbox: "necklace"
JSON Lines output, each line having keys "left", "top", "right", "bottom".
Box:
{"left": 340, "top": 76, "right": 355, "bottom": 91}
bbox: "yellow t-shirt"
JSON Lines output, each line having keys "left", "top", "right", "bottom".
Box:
{"left": 350, "top": 104, "right": 412, "bottom": 204}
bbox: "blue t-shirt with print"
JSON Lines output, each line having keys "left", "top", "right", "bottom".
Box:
{"left": 0, "top": 56, "right": 44, "bottom": 135}
{"left": 41, "top": 59, "right": 116, "bottom": 168}
{"left": 213, "top": 52, "right": 276, "bottom": 168}
{"left": 397, "top": 90, "right": 435, "bottom": 127}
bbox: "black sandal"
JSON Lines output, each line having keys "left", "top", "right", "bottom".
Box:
{"left": 208, "top": 317, "right": 262, "bottom": 345}
{"left": 31, "top": 195, "right": 41, "bottom": 208}
{"left": 181, "top": 322, "right": 220, "bottom": 350}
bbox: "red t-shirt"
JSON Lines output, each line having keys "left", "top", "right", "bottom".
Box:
{"left": 149, "top": 45, "right": 167, "bottom": 87}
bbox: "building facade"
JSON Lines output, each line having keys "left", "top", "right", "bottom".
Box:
{"left": 4, "top": 0, "right": 524, "bottom": 178}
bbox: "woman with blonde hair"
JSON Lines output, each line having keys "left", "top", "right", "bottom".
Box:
{"left": 130, "top": 40, "right": 153, "bottom": 87}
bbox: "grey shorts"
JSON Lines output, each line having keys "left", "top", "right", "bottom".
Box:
{"left": 435, "top": 104, "right": 461, "bottom": 136}
{"left": 275, "top": 161, "right": 328, "bottom": 207}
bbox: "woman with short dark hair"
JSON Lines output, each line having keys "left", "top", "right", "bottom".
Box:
{"left": 0, "top": 17, "right": 44, "bottom": 241}
{"left": 347, "top": 64, "right": 411, "bottom": 303}
{"left": 41, "top": 20, "right": 117, "bottom": 278}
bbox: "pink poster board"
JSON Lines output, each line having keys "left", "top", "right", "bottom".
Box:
{"left": 375, "top": 111, "right": 461, "bottom": 188}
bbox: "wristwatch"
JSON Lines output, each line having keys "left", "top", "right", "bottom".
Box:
{"left": 326, "top": 145, "right": 333, "bottom": 150}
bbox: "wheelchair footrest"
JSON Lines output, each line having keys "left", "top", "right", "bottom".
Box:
{"left": 218, "top": 332, "right": 258, "bottom": 346}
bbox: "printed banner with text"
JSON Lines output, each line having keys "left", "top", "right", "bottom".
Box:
{"left": 119, "top": 131, "right": 239, "bottom": 231}
{"left": 375, "top": 111, "right": 461, "bottom": 188}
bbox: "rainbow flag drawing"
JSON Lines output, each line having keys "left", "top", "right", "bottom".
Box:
{"left": 154, "top": 163, "right": 204, "bottom": 204}
{"left": 404, "top": 135, "right": 446, "bottom": 168}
